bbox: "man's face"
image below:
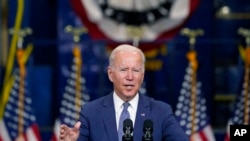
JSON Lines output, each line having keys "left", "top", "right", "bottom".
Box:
{"left": 108, "top": 50, "right": 144, "bottom": 101}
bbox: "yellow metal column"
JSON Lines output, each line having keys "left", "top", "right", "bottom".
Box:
{"left": 0, "top": 0, "right": 8, "bottom": 72}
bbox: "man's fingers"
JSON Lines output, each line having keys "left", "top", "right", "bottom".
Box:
{"left": 60, "top": 125, "right": 66, "bottom": 133}
{"left": 74, "top": 121, "right": 81, "bottom": 130}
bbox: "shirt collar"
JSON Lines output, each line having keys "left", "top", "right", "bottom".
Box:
{"left": 113, "top": 92, "right": 139, "bottom": 111}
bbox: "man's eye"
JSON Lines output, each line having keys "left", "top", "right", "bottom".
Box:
{"left": 134, "top": 68, "right": 142, "bottom": 71}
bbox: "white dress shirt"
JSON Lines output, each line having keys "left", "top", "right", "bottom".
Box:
{"left": 113, "top": 92, "right": 138, "bottom": 130}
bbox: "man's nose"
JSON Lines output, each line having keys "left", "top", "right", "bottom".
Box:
{"left": 126, "top": 70, "right": 134, "bottom": 80}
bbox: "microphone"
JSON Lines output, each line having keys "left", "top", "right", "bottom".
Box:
{"left": 123, "top": 119, "right": 134, "bottom": 141}
{"left": 142, "top": 119, "right": 153, "bottom": 141}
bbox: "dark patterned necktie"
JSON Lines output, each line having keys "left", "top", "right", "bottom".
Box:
{"left": 118, "top": 102, "right": 130, "bottom": 141}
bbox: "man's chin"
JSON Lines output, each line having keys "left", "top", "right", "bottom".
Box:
{"left": 124, "top": 91, "right": 137, "bottom": 98}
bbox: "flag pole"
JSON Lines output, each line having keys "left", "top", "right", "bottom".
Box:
{"left": 238, "top": 27, "right": 250, "bottom": 125}
{"left": 181, "top": 28, "right": 204, "bottom": 139}
{"left": 9, "top": 27, "right": 32, "bottom": 140}
{"left": 64, "top": 25, "right": 87, "bottom": 120}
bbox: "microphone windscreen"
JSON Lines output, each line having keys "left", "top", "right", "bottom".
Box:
{"left": 143, "top": 119, "right": 153, "bottom": 133}
{"left": 123, "top": 119, "right": 133, "bottom": 132}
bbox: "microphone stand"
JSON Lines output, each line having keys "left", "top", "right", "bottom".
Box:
{"left": 123, "top": 126, "right": 133, "bottom": 141}
{"left": 142, "top": 128, "right": 153, "bottom": 141}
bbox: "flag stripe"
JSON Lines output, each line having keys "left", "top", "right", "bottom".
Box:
{"left": 52, "top": 119, "right": 60, "bottom": 141}
{"left": 27, "top": 125, "right": 40, "bottom": 141}
{"left": 203, "top": 125, "right": 215, "bottom": 141}
{"left": 191, "top": 134, "right": 202, "bottom": 141}
{"left": 192, "top": 125, "right": 215, "bottom": 141}
{"left": 199, "top": 130, "right": 207, "bottom": 141}
{"left": 0, "top": 120, "right": 11, "bottom": 141}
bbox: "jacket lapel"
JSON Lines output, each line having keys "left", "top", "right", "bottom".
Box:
{"left": 133, "top": 95, "right": 151, "bottom": 141}
{"left": 101, "top": 94, "right": 118, "bottom": 141}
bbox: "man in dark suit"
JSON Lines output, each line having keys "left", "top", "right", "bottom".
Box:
{"left": 60, "top": 44, "right": 189, "bottom": 141}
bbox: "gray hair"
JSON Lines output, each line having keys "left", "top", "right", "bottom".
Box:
{"left": 109, "top": 44, "right": 146, "bottom": 69}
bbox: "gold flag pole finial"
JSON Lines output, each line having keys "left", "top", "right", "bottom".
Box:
{"left": 238, "top": 27, "right": 250, "bottom": 64}
{"left": 238, "top": 27, "right": 250, "bottom": 47}
{"left": 9, "top": 27, "right": 32, "bottom": 49}
{"left": 238, "top": 27, "right": 250, "bottom": 66}
{"left": 126, "top": 26, "right": 144, "bottom": 48}
{"left": 181, "top": 28, "right": 204, "bottom": 50}
{"left": 64, "top": 25, "right": 87, "bottom": 44}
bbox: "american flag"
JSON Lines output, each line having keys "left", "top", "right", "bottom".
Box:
{"left": 225, "top": 48, "right": 250, "bottom": 141}
{"left": 0, "top": 68, "right": 41, "bottom": 141}
{"left": 51, "top": 46, "right": 90, "bottom": 141}
{"left": 175, "top": 62, "right": 215, "bottom": 141}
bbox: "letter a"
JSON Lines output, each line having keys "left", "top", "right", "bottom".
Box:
{"left": 234, "top": 129, "right": 241, "bottom": 136}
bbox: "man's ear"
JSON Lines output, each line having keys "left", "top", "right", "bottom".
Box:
{"left": 107, "top": 66, "right": 113, "bottom": 82}
{"left": 141, "top": 73, "right": 144, "bottom": 84}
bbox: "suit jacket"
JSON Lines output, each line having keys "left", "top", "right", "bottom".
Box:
{"left": 77, "top": 93, "right": 189, "bottom": 141}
